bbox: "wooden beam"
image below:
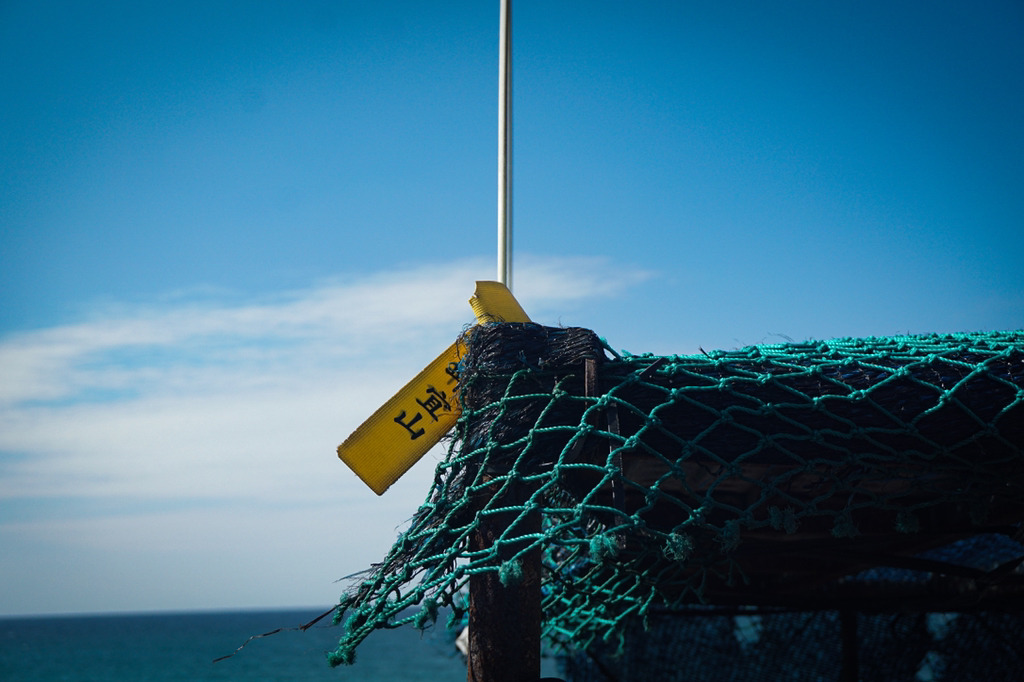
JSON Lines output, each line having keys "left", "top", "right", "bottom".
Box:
{"left": 467, "top": 481, "right": 541, "bottom": 682}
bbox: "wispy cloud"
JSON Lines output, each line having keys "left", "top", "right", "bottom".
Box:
{"left": 0, "top": 256, "right": 649, "bottom": 614}
{"left": 1, "top": 256, "right": 649, "bottom": 409}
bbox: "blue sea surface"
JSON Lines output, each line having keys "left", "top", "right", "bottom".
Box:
{"left": 0, "top": 609, "right": 469, "bottom": 681}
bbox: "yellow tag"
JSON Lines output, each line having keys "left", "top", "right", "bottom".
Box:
{"left": 337, "top": 340, "right": 467, "bottom": 494}
{"left": 469, "top": 280, "right": 530, "bottom": 324}
{"left": 337, "top": 282, "right": 530, "bottom": 494}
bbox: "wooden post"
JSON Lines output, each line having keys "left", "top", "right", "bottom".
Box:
{"left": 467, "top": 480, "right": 541, "bottom": 682}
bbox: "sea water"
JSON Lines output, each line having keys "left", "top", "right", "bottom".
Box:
{"left": 0, "top": 609, "right": 480, "bottom": 681}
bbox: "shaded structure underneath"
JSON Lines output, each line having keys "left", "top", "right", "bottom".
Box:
{"left": 328, "top": 326, "right": 1024, "bottom": 679}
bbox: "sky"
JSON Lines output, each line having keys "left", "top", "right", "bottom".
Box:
{"left": 1, "top": 0, "right": 1021, "bottom": 617}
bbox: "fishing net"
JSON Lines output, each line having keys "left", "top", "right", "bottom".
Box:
{"left": 566, "top": 599, "right": 1024, "bottom": 681}
{"left": 327, "top": 325, "right": 1024, "bottom": 673}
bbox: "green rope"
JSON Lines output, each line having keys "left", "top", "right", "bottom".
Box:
{"left": 328, "top": 327, "right": 1024, "bottom": 665}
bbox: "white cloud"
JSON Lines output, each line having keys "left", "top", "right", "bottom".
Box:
{"left": 0, "top": 256, "right": 649, "bottom": 615}
{"left": 0, "top": 255, "right": 650, "bottom": 409}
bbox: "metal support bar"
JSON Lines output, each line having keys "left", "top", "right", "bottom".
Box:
{"left": 840, "top": 610, "right": 859, "bottom": 682}
{"left": 497, "top": 0, "right": 512, "bottom": 287}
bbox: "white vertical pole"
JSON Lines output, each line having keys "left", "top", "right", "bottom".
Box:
{"left": 497, "top": 0, "right": 512, "bottom": 288}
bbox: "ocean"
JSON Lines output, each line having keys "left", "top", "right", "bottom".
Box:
{"left": 0, "top": 608, "right": 505, "bottom": 681}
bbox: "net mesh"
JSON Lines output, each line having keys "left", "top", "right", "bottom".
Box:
{"left": 565, "top": 605, "right": 1024, "bottom": 681}
{"left": 327, "top": 326, "right": 1024, "bottom": 671}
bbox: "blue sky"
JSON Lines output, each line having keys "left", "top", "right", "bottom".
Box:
{"left": 1, "top": 1, "right": 1022, "bottom": 617}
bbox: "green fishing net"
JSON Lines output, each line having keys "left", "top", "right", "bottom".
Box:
{"left": 328, "top": 326, "right": 1024, "bottom": 668}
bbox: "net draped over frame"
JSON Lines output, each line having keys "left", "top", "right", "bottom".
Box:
{"left": 327, "top": 326, "right": 1024, "bottom": 667}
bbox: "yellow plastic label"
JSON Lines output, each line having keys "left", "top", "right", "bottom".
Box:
{"left": 469, "top": 280, "right": 531, "bottom": 325}
{"left": 337, "top": 281, "right": 530, "bottom": 495}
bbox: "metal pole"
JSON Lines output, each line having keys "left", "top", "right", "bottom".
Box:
{"left": 497, "top": 0, "right": 512, "bottom": 288}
